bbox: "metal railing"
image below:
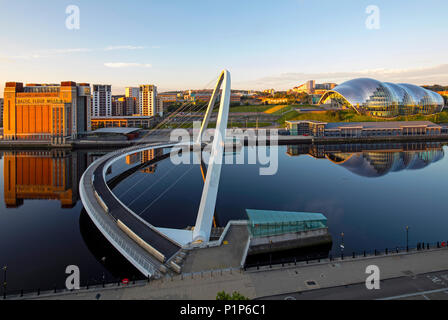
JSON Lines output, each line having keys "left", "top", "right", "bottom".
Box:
{"left": 243, "top": 241, "right": 448, "bottom": 271}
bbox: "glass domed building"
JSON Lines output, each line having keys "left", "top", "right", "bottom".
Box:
{"left": 319, "top": 78, "right": 445, "bottom": 118}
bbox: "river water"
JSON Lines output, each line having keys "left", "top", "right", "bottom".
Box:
{"left": 1, "top": 142, "right": 447, "bottom": 292}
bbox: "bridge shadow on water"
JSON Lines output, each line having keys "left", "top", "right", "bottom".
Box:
{"left": 79, "top": 209, "right": 145, "bottom": 283}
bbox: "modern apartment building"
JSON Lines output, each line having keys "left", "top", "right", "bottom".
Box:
{"left": 124, "top": 97, "right": 137, "bottom": 115}
{"left": 125, "top": 87, "right": 140, "bottom": 113}
{"left": 139, "top": 84, "right": 162, "bottom": 116}
{"left": 112, "top": 96, "right": 138, "bottom": 116}
{"left": 92, "top": 84, "right": 112, "bottom": 117}
{"left": 292, "top": 81, "right": 337, "bottom": 95}
{"left": 3, "top": 82, "right": 91, "bottom": 143}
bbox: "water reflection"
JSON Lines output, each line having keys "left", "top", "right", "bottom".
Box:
{"left": 287, "top": 142, "right": 444, "bottom": 177}
{"left": 2, "top": 150, "right": 104, "bottom": 207}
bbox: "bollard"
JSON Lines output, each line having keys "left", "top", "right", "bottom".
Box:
{"left": 427, "top": 243, "right": 430, "bottom": 250}
{"left": 294, "top": 258, "right": 297, "bottom": 266}
{"left": 20, "top": 289, "right": 23, "bottom": 297}
{"left": 363, "top": 251, "right": 366, "bottom": 257}
{"left": 282, "top": 259, "right": 284, "bottom": 267}
{"left": 386, "top": 248, "right": 388, "bottom": 255}
{"left": 374, "top": 249, "right": 377, "bottom": 256}
{"left": 341, "top": 253, "right": 344, "bottom": 261}
{"left": 37, "top": 288, "right": 40, "bottom": 296}
{"left": 437, "top": 242, "right": 440, "bottom": 248}
{"left": 330, "top": 254, "right": 333, "bottom": 262}
{"left": 396, "top": 247, "right": 399, "bottom": 254}
{"left": 352, "top": 252, "right": 355, "bottom": 259}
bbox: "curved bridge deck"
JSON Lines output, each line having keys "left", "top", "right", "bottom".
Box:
{"left": 80, "top": 143, "right": 183, "bottom": 278}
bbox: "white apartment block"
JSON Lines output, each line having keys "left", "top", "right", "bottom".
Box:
{"left": 92, "top": 84, "right": 112, "bottom": 117}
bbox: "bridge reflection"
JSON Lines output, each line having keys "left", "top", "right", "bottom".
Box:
{"left": 79, "top": 208, "right": 143, "bottom": 281}
{"left": 287, "top": 142, "right": 444, "bottom": 177}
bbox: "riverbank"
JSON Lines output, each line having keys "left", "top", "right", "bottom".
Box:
{"left": 2, "top": 133, "right": 448, "bottom": 150}
{"left": 14, "top": 247, "right": 448, "bottom": 300}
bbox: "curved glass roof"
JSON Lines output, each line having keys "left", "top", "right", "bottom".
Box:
{"left": 319, "top": 78, "right": 444, "bottom": 118}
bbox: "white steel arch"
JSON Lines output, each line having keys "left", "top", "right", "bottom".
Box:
{"left": 193, "top": 70, "right": 231, "bottom": 242}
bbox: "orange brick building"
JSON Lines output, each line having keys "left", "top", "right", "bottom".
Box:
{"left": 3, "top": 82, "right": 91, "bottom": 143}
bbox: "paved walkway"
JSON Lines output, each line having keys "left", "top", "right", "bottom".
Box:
{"left": 33, "top": 248, "right": 448, "bottom": 300}
{"left": 260, "top": 270, "right": 448, "bottom": 300}
{"left": 182, "top": 225, "right": 249, "bottom": 273}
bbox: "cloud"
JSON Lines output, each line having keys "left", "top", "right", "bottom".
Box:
{"left": 104, "top": 62, "right": 152, "bottom": 68}
{"left": 235, "top": 64, "right": 448, "bottom": 89}
{"left": 104, "top": 45, "right": 145, "bottom": 51}
{"left": 2, "top": 45, "right": 147, "bottom": 61}
{"left": 7, "top": 48, "right": 92, "bottom": 60}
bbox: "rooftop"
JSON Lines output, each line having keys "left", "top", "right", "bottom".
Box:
{"left": 91, "top": 127, "right": 141, "bottom": 135}
{"left": 91, "top": 116, "right": 153, "bottom": 120}
{"left": 246, "top": 209, "right": 327, "bottom": 225}
{"left": 325, "top": 121, "right": 441, "bottom": 130}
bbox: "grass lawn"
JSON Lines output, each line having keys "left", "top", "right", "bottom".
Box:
{"left": 228, "top": 105, "right": 271, "bottom": 113}
{"left": 286, "top": 110, "right": 448, "bottom": 123}
{"left": 159, "top": 122, "right": 272, "bottom": 129}
{"left": 226, "top": 104, "right": 317, "bottom": 113}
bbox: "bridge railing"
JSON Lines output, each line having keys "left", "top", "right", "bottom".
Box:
{"left": 81, "top": 163, "right": 160, "bottom": 278}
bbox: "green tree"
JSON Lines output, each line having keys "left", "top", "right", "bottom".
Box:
{"left": 216, "top": 291, "right": 250, "bottom": 300}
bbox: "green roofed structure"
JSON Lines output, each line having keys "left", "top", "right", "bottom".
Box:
{"left": 246, "top": 209, "right": 328, "bottom": 238}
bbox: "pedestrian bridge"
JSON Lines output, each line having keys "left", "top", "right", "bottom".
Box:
{"left": 79, "top": 70, "right": 232, "bottom": 277}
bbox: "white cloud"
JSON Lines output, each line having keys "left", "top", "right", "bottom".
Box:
{"left": 8, "top": 48, "right": 92, "bottom": 60}
{"left": 104, "top": 62, "right": 152, "bottom": 68}
{"left": 104, "top": 45, "right": 145, "bottom": 51}
{"left": 3, "top": 45, "right": 146, "bottom": 61}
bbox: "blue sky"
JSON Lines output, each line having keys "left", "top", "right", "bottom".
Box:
{"left": 0, "top": 0, "right": 447, "bottom": 94}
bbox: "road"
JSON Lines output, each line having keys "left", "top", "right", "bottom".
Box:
{"left": 258, "top": 270, "right": 448, "bottom": 300}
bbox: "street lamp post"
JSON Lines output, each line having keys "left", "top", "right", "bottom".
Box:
{"left": 341, "top": 232, "right": 345, "bottom": 259}
{"left": 3, "top": 266, "right": 7, "bottom": 299}
{"left": 406, "top": 226, "right": 409, "bottom": 252}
